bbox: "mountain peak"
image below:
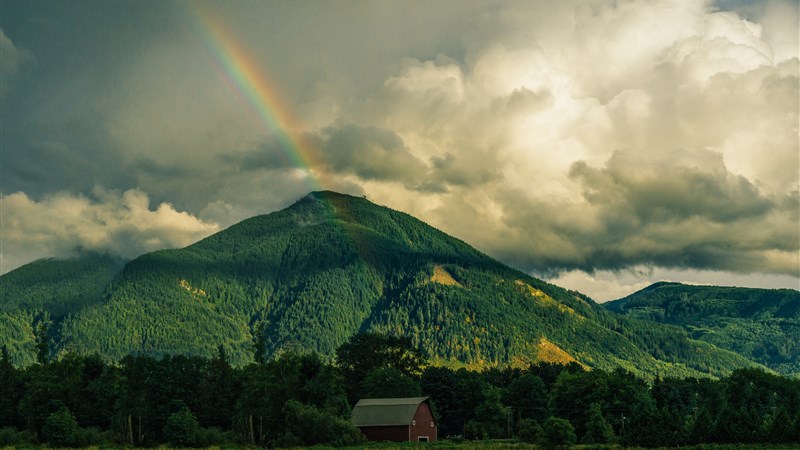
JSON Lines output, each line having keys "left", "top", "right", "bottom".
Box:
{"left": 642, "top": 281, "right": 681, "bottom": 291}
{"left": 302, "top": 190, "right": 365, "bottom": 202}
{"left": 291, "top": 191, "right": 374, "bottom": 215}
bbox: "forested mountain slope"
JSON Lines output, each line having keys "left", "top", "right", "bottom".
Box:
{"left": 0, "top": 253, "right": 127, "bottom": 366}
{"left": 0, "top": 192, "right": 763, "bottom": 378}
{"left": 605, "top": 282, "right": 800, "bottom": 376}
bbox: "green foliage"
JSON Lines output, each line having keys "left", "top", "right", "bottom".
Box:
{"left": 470, "top": 385, "right": 511, "bottom": 439}
{"left": 548, "top": 368, "right": 646, "bottom": 439}
{"left": 163, "top": 405, "right": 201, "bottom": 447}
{"left": 41, "top": 405, "right": 80, "bottom": 447}
{"left": 361, "top": 366, "right": 421, "bottom": 398}
{"left": 337, "top": 333, "right": 424, "bottom": 401}
{"left": 767, "top": 406, "right": 796, "bottom": 442}
{"left": 252, "top": 321, "right": 268, "bottom": 365}
{"left": 0, "top": 253, "right": 125, "bottom": 366}
{"left": 0, "top": 427, "right": 36, "bottom": 446}
{"left": 79, "top": 426, "right": 113, "bottom": 446}
{"left": 198, "top": 345, "right": 236, "bottom": 428}
{"left": 504, "top": 372, "right": 547, "bottom": 422}
{"left": 337, "top": 333, "right": 425, "bottom": 378}
{"left": 282, "top": 400, "right": 364, "bottom": 446}
{"left": 463, "top": 419, "right": 490, "bottom": 440}
{"left": 0, "top": 347, "right": 22, "bottom": 428}
{"left": 0, "top": 252, "right": 125, "bottom": 317}
{"left": 539, "top": 416, "right": 577, "bottom": 448}
{"left": 0, "top": 340, "right": 798, "bottom": 447}
{"left": 235, "top": 350, "right": 351, "bottom": 445}
{"left": 34, "top": 319, "right": 50, "bottom": 366}
{"left": 606, "top": 281, "right": 800, "bottom": 376}
{"left": 583, "top": 402, "right": 614, "bottom": 444}
{"left": 17, "top": 363, "right": 66, "bottom": 435}
{"left": 516, "top": 418, "right": 542, "bottom": 443}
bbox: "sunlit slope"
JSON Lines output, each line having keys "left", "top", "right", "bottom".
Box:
{"left": 2, "top": 192, "right": 762, "bottom": 377}
{"left": 606, "top": 282, "right": 800, "bottom": 376}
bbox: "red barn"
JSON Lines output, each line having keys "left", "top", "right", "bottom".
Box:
{"left": 351, "top": 397, "right": 438, "bottom": 442}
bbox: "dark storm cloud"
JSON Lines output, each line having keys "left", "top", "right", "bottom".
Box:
{"left": 0, "top": 28, "right": 32, "bottom": 99}
{"left": 3, "top": 136, "right": 134, "bottom": 198}
{"left": 220, "top": 122, "right": 429, "bottom": 185}
{"left": 493, "top": 149, "right": 798, "bottom": 275}
{"left": 313, "top": 122, "right": 505, "bottom": 191}
{"left": 0, "top": 2, "right": 182, "bottom": 200}
{"left": 569, "top": 150, "right": 774, "bottom": 223}
{"left": 218, "top": 138, "right": 295, "bottom": 173}
{"left": 431, "top": 152, "right": 502, "bottom": 186}
{"left": 130, "top": 156, "right": 194, "bottom": 179}
{"left": 314, "top": 122, "right": 429, "bottom": 183}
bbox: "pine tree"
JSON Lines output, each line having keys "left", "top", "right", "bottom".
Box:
{"left": 516, "top": 418, "right": 542, "bottom": 443}
{"left": 361, "top": 366, "right": 421, "bottom": 398}
{"left": 163, "top": 405, "right": 201, "bottom": 447}
{"left": 34, "top": 320, "right": 50, "bottom": 366}
{"left": 582, "top": 402, "right": 614, "bottom": 444}
{"left": 0, "top": 346, "right": 21, "bottom": 427}
{"left": 41, "top": 406, "right": 80, "bottom": 447}
{"left": 539, "top": 416, "right": 576, "bottom": 448}
{"left": 252, "top": 322, "right": 267, "bottom": 365}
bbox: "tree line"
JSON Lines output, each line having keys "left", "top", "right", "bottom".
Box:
{"left": 1, "top": 332, "right": 799, "bottom": 447}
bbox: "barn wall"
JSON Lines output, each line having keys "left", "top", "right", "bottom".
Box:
{"left": 410, "top": 402, "right": 437, "bottom": 442}
{"left": 359, "top": 425, "right": 409, "bottom": 442}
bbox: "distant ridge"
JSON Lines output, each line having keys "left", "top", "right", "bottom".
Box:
{"left": 605, "top": 282, "right": 800, "bottom": 376}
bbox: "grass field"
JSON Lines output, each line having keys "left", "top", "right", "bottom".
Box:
{"left": 5, "top": 441, "right": 800, "bottom": 450}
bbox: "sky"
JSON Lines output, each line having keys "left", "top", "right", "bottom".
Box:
{"left": 1, "top": 0, "right": 798, "bottom": 301}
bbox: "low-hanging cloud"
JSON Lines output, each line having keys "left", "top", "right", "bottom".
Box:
{"left": 0, "top": 188, "right": 220, "bottom": 274}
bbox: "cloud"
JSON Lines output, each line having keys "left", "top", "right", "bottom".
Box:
{"left": 2, "top": 0, "right": 798, "bottom": 294}
{"left": 223, "top": 122, "right": 430, "bottom": 188}
{"left": 717, "top": 0, "right": 799, "bottom": 63}
{"left": 0, "top": 188, "right": 219, "bottom": 274}
{"left": 463, "top": 148, "right": 797, "bottom": 278}
{"left": 218, "top": 136, "right": 296, "bottom": 173}
{"left": 569, "top": 149, "right": 773, "bottom": 223}
{"left": 431, "top": 151, "right": 502, "bottom": 187}
{"left": 4, "top": 138, "right": 132, "bottom": 197}
{"left": 315, "top": 122, "right": 429, "bottom": 183}
{"left": 545, "top": 269, "right": 654, "bottom": 303}
{"left": 547, "top": 266, "right": 800, "bottom": 302}
{"left": 0, "top": 28, "right": 32, "bottom": 99}
{"left": 350, "top": 0, "right": 799, "bottom": 281}
{"left": 553, "top": 149, "right": 797, "bottom": 274}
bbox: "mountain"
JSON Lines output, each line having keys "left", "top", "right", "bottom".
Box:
{"left": 605, "top": 281, "right": 800, "bottom": 376}
{"left": 0, "top": 191, "right": 765, "bottom": 377}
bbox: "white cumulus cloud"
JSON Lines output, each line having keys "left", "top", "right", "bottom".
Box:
{"left": 0, "top": 188, "right": 219, "bottom": 274}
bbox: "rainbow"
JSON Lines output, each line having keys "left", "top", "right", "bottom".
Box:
{"left": 188, "top": 5, "right": 325, "bottom": 191}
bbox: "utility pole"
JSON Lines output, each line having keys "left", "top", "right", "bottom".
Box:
{"left": 621, "top": 413, "right": 626, "bottom": 437}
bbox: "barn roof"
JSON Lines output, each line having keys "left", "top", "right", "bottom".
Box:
{"left": 351, "top": 397, "right": 430, "bottom": 427}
